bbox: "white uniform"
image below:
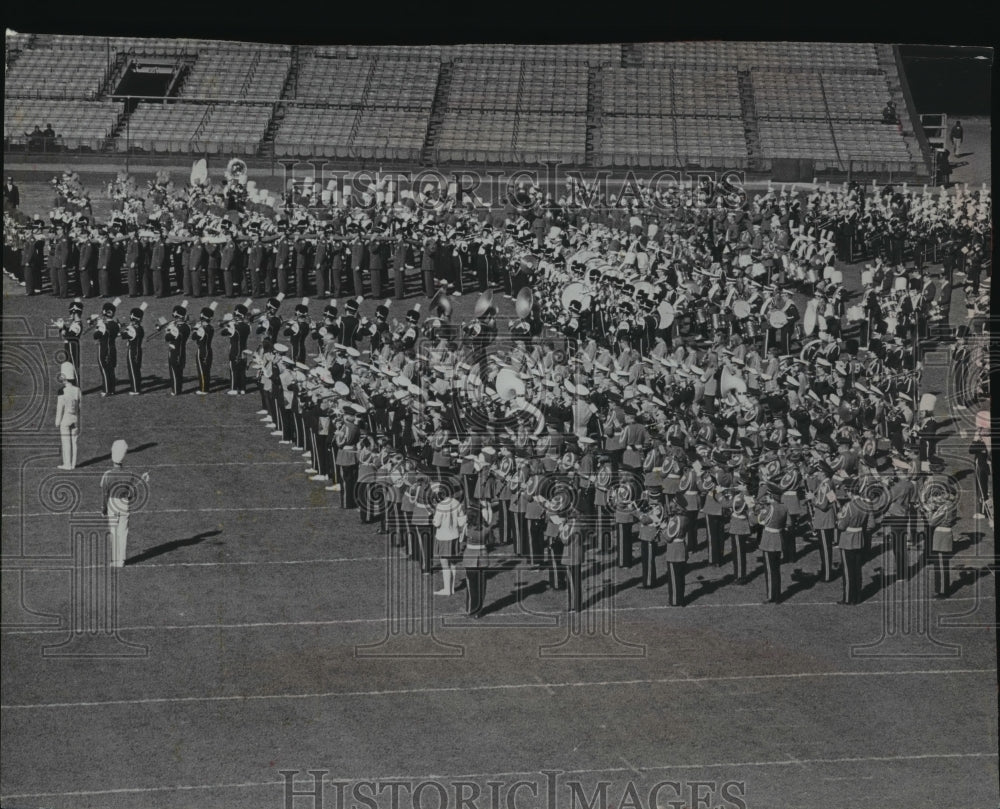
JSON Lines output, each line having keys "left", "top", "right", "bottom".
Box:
{"left": 55, "top": 384, "right": 82, "bottom": 469}
{"left": 101, "top": 467, "right": 134, "bottom": 567}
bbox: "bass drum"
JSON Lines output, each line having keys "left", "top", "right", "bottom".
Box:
{"left": 561, "top": 281, "right": 592, "bottom": 312}
{"left": 657, "top": 300, "right": 676, "bottom": 329}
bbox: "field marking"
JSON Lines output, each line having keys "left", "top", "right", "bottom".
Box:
{"left": 2, "top": 668, "right": 994, "bottom": 711}
{"left": 0, "top": 595, "right": 992, "bottom": 635}
{"left": 2, "top": 505, "right": 334, "bottom": 518}
{"left": 1, "top": 751, "right": 996, "bottom": 801}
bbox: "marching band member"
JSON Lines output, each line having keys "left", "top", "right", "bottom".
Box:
{"left": 883, "top": 460, "right": 918, "bottom": 582}
{"left": 757, "top": 490, "right": 788, "bottom": 604}
{"left": 462, "top": 502, "right": 496, "bottom": 618}
{"left": 165, "top": 301, "right": 191, "bottom": 396}
{"left": 807, "top": 465, "right": 839, "bottom": 583}
{"left": 260, "top": 294, "right": 285, "bottom": 342}
{"left": 726, "top": 493, "right": 753, "bottom": 584}
{"left": 702, "top": 466, "right": 729, "bottom": 567}
{"left": 561, "top": 508, "right": 585, "bottom": 612}
{"left": 58, "top": 298, "right": 85, "bottom": 386}
{"left": 543, "top": 499, "right": 567, "bottom": 591}
{"left": 927, "top": 490, "right": 958, "bottom": 598}
{"left": 55, "top": 361, "right": 81, "bottom": 470}
{"left": 636, "top": 502, "right": 663, "bottom": 589}
{"left": 284, "top": 298, "right": 311, "bottom": 364}
{"left": 100, "top": 439, "right": 150, "bottom": 568}
{"left": 93, "top": 298, "right": 122, "bottom": 397}
{"left": 122, "top": 303, "right": 147, "bottom": 395}
{"left": 334, "top": 407, "right": 362, "bottom": 510}
{"left": 663, "top": 498, "right": 688, "bottom": 607}
{"left": 432, "top": 490, "right": 467, "bottom": 596}
{"left": 193, "top": 303, "right": 217, "bottom": 395}
{"left": 836, "top": 491, "right": 868, "bottom": 605}
{"left": 225, "top": 301, "right": 252, "bottom": 395}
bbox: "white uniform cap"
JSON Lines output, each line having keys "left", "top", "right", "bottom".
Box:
{"left": 111, "top": 440, "right": 128, "bottom": 464}
{"left": 59, "top": 361, "right": 76, "bottom": 381}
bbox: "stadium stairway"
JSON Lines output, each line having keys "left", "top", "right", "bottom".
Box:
{"left": 738, "top": 70, "right": 765, "bottom": 171}
{"left": 259, "top": 48, "right": 301, "bottom": 157}
{"left": 875, "top": 43, "right": 927, "bottom": 169}
{"left": 106, "top": 105, "right": 133, "bottom": 150}
{"left": 421, "top": 61, "right": 453, "bottom": 165}
{"left": 817, "top": 74, "right": 847, "bottom": 171}
{"left": 99, "top": 50, "right": 132, "bottom": 98}
{"left": 585, "top": 66, "right": 603, "bottom": 166}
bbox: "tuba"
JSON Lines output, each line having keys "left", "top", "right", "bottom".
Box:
{"left": 334, "top": 419, "right": 350, "bottom": 446}
{"left": 515, "top": 286, "right": 535, "bottom": 320}
{"left": 720, "top": 366, "right": 747, "bottom": 396}
{"left": 557, "top": 450, "right": 576, "bottom": 474}
{"left": 756, "top": 502, "right": 774, "bottom": 526}
{"left": 430, "top": 287, "right": 453, "bottom": 320}
{"left": 225, "top": 158, "right": 248, "bottom": 186}
{"left": 473, "top": 289, "right": 495, "bottom": 318}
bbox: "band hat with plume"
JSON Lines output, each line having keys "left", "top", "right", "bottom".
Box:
{"left": 111, "top": 440, "right": 128, "bottom": 464}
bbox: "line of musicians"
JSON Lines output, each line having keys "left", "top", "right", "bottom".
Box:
{"left": 223, "top": 287, "right": 958, "bottom": 612}
{"left": 8, "top": 213, "right": 509, "bottom": 302}
{"left": 8, "top": 174, "right": 989, "bottom": 309}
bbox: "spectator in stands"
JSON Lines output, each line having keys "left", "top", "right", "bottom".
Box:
{"left": 949, "top": 120, "right": 964, "bottom": 157}
{"left": 4, "top": 177, "right": 20, "bottom": 210}
{"left": 881, "top": 101, "right": 898, "bottom": 125}
{"left": 43, "top": 123, "right": 57, "bottom": 140}
{"left": 26, "top": 125, "right": 44, "bottom": 149}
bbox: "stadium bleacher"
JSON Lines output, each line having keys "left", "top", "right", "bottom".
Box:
{"left": 435, "top": 111, "right": 516, "bottom": 163}
{"left": 644, "top": 41, "right": 881, "bottom": 72}
{"left": 181, "top": 52, "right": 290, "bottom": 101}
{"left": 366, "top": 61, "right": 439, "bottom": 109}
{"left": 273, "top": 107, "right": 355, "bottom": 158}
{"left": 4, "top": 98, "right": 121, "bottom": 150}
{"left": 514, "top": 113, "right": 587, "bottom": 164}
{"left": 5, "top": 48, "right": 108, "bottom": 99}
{"left": 115, "top": 102, "right": 271, "bottom": 154}
{"left": 3, "top": 33, "right": 927, "bottom": 174}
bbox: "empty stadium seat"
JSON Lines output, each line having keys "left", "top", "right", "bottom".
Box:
{"left": 4, "top": 98, "right": 121, "bottom": 149}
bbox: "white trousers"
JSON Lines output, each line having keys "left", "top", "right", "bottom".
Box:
{"left": 108, "top": 513, "right": 129, "bottom": 567}
{"left": 59, "top": 422, "right": 78, "bottom": 469}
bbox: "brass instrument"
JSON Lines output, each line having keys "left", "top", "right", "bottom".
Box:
{"left": 514, "top": 286, "right": 534, "bottom": 320}
{"left": 473, "top": 290, "right": 495, "bottom": 318}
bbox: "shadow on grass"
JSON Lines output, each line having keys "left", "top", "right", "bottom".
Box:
{"left": 126, "top": 529, "right": 222, "bottom": 565}
{"left": 76, "top": 441, "right": 158, "bottom": 468}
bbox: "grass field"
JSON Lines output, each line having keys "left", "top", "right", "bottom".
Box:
{"left": 1, "top": 170, "right": 997, "bottom": 808}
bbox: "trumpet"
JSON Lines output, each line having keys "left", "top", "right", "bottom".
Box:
{"left": 79, "top": 313, "right": 102, "bottom": 335}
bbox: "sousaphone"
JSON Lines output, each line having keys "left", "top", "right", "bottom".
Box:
{"left": 515, "top": 287, "right": 535, "bottom": 320}
{"left": 473, "top": 289, "right": 495, "bottom": 318}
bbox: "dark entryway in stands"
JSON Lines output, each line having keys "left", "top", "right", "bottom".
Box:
{"left": 113, "top": 65, "right": 179, "bottom": 112}
{"left": 899, "top": 46, "right": 992, "bottom": 114}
